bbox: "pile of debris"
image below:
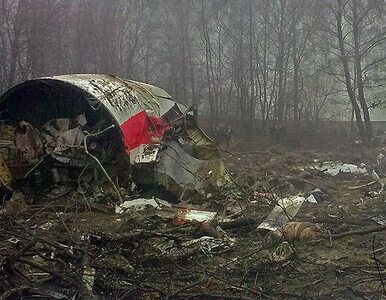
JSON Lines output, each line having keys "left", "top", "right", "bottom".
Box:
{"left": 2, "top": 75, "right": 386, "bottom": 299}
{"left": 3, "top": 144, "right": 386, "bottom": 298}
{"left": 0, "top": 74, "right": 235, "bottom": 203}
{"left": 0, "top": 75, "right": 242, "bottom": 298}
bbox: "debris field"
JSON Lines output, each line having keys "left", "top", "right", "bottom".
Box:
{"left": 1, "top": 75, "right": 386, "bottom": 299}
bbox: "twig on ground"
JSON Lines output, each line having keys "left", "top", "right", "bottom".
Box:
{"left": 348, "top": 181, "right": 377, "bottom": 190}
{"left": 165, "top": 273, "right": 206, "bottom": 299}
{"left": 372, "top": 236, "right": 386, "bottom": 296}
{"left": 325, "top": 225, "right": 386, "bottom": 239}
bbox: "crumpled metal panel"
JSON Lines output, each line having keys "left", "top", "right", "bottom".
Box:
{"left": 154, "top": 140, "right": 233, "bottom": 195}
{"left": 36, "top": 74, "right": 185, "bottom": 125}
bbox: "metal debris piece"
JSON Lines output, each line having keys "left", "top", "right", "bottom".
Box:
{"left": 155, "top": 206, "right": 217, "bottom": 223}
{"left": 181, "top": 235, "right": 235, "bottom": 254}
{"left": 129, "top": 144, "right": 160, "bottom": 164}
{"left": 175, "top": 208, "right": 217, "bottom": 223}
{"left": 116, "top": 198, "right": 160, "bottom": 213}
{"left": 311, "top": 161, "right": 367, "bottom": 176}
{"left": 42, "top": 116, "right": 86, "bottom": 158}
{"left": 306, "top": 188, "right": 328, "bottom": 203}
{"left": 258, "top": 195, "right": 306, "bottom": 231}
{"left": 115, "top": 197, "right": 171, "bottom": 214}
{"left": 152, "top": 140, "right": 233, "bottom": 197}
{"left": 0, "top": 74, "right": 236, "bottom": 198}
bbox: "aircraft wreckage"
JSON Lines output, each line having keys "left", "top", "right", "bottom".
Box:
{"left": 0, "top": 74, "right": 234, "bottom": 202}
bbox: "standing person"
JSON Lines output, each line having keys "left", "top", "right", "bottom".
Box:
{"left": 214, "top": 123, "right": 225, "bottom": 146}
{"left": 225, "top": 125, "right": 233, "bottom": 147}
{"left": 213, "top": 123, "right": 233, "bottom": 148}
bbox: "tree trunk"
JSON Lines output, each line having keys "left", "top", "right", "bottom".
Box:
{"left": 336, "top": 2, "right": 366, "bottom": 140}
{"left": 352, "top": 0, "right": 372, "bottom": 141}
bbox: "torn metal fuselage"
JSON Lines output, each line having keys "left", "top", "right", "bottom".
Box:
{"left": 0, "top": 74, "right": 234, "bottom": 200}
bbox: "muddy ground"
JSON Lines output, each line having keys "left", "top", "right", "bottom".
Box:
{"left": 1, "top": 142, "right": 386, "bottom": 299}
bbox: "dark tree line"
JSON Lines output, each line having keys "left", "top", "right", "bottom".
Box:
{"left": 1, "top": 0, "right": 386, "bottom": 141}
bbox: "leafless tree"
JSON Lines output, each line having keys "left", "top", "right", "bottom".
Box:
{"left": 1, "top": 0, "right": 386, "bottom": 142}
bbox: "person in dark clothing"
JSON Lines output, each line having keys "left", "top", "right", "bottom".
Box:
{"left": 214, "top": 124, "right": 233, "bottom": 147}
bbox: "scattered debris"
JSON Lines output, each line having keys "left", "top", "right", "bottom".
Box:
{"left": 1, "top": 74, "right": 386, "bottom": 299}
{"left": 116, "top": 198, "right": 160, "bottom": 213}
{"left": 115, "top": 197, "right": 171, "bottom": 213}
{"left": 306, "top": 188, "right": 329, "bottom": 203}
{"left": 174, "top": 208, "right": 217, "bottom": 223}
{"left": 181, "top": 235, "right": 235, "bottom": 255}
{"left": 370, "top": 169, "right": 386, "bottom": 191}
{"left": 310, "top": 161, "right": 367, "bottom": 176}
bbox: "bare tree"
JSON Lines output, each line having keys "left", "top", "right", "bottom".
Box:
{"left": 0, "top": 0, "right": 385, "bottom": 142}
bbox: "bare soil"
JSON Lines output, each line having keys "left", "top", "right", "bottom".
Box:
{"left": 1, "top": 142, "right": 386, "bottom": 299}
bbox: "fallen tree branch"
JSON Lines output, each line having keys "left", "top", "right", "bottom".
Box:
{"left": 83, "top": 125, "right": 122, "bottom": 203}
{"left": 165, "top": 273, "right": 206, "bottom": 299}
{"left": 16, "top": 257, "right": 73, "bottom": 282}
{"left": 0, "top": 286, "right": 69, "bottom": 300}
{"left": 205, "top": 270, "right": 264, "bottom": 297}
{"left": 348, "top": 181, "right": 376, "bottom": 190}
{"left": 173, "top": 293, "right": 256, "bottom": 300}
{"left": 372, "top": 235, "right": 386, "bottom": 296}
{"left": 324, "top": 225, "right": 386, "bottom": 240}
{"left": 296, "top": 217, "right": 376, "bottom": 226}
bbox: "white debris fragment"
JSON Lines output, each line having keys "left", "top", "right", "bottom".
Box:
{"left": 258, "top": 195, "right": 306, "bottom": 231}
{"left": 115, "top": 197, "right": 172, "bottom": 214}
{"left": 115, "top": 198, "right": 160, "bottom": 214}
{"left": 183, "top": 210, "right": 217, "bottom": 222}
{"left": 182, "top": 236, "right": 235, "bottom": 254}
{"left": 306, "top": 194, "right": 318, "bottom": 203}
{"left": 312, "top": 161, "right": 367, "bottom": 176}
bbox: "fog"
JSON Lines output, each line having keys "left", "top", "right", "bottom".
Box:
{"left": 1, "top": 0, "right": 386, "bottom": 142}
{"left": 3, "top": 2, "right": 386, "bottom": 299}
